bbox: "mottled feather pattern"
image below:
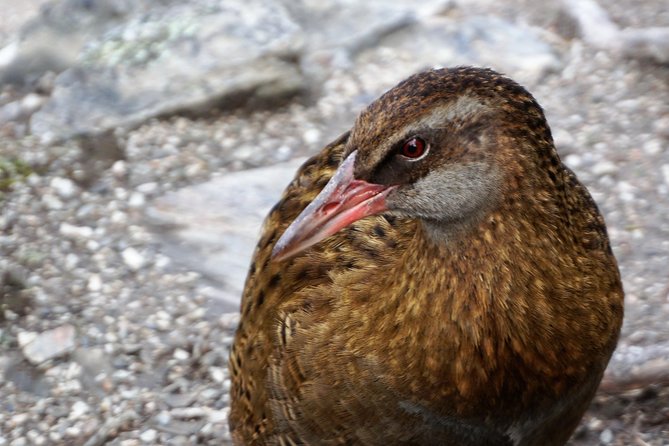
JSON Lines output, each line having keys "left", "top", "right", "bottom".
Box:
{"left": 229, "top": 67, "right": 623, "bottom": 446}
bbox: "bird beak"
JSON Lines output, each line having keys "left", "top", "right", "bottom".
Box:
{"left": 272, "top": 150, "right": 396, "bottom": 261}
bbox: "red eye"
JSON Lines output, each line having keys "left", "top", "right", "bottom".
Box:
{"left": 400, "top": 137, "right": 427, "bottom": 159}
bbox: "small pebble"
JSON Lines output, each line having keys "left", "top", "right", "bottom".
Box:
{"left": 88, "top": 274, "right": 102, "bottom": 292}
{"left": 564, "top": 154, "right": 582, "bottom": 169}
{"left": 592, "top": 160, "right": 617, "bottom": 176}
{"left": 128, "top": 192, "right": 146, "bottom": 208}
{"left": 139, "top": 429, "right": 157, "bottom": 443}
{"left": 112, "top": 160, "right": 128, "bottom": 177}
{"left": 122, "top": 247, "right": 146, "bottom": 271}
{"left": 643, "top": 139, "right": 663, "bottom": 156}
{"left": 50, "top": 177, "right": 78, "bottom": 199}
{"left": 599, "top": 428, "right": 613, "bottom": 444}
{"left": 69, "top": 401, "right": 90, "bottom": 420}
{"left": 60, "top": 223, "right": 94, "bottom": 239}
{"left": 43, "top": 194, "right": 64, "bottom": 210}
{"left": 137, "top": 182, "right": 158, "bottom": 194}
{"left": 155, "top": 411, "right": 171, "bottom": 425}
{"left": 209, "top": 367, "right": 225, "bottom": 384}
{"left": 173, "top": 349, "right": 190, "bottom": 361}
{"left": 303, "top": 128, "right": 321, "bottom": 145}
{"left": 20, "top": 325, "right": 77, "bottom": 365}
{"left": 207, "top": 408, "right": 229, "bottom": 424}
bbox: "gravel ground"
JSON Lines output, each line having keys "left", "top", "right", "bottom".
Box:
{"left": 1, "top": 0, "right": 669, "bottom": 445}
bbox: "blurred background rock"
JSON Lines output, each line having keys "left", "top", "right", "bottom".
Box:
{"left": 0, "top": 0, "right": 668, "bottom": 444}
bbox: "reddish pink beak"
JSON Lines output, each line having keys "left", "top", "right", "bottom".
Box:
{"left": 272, "top": 150, "right": 396, "bottom": 261}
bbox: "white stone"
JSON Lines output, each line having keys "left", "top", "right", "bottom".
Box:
{"left": 173, "top": 348, "right": 189, "bottom": 361}
{"left": 64, "top": 426, "right": 81, "bottom": 438}
{"left": 42, "top": 194, "right": 63, "bottom": 210}
{"left": 137, "top": 182, "right": 158, "bottom": 194}
{"left": 303, "top": 128, "right": 321, "bottom": 145}
{"left": 564, "top": 154, "right": 582, "bottom": 169}
{"left": 200, "top": 423, "right": 213, "bottom": 435}
{"left": 21, "top": 325, "right": 76, "bottom": 364}
{"left": 122, "top": 247, "right": 146, "bottom": 271}
{"left": 139, "top": 429, "right": 157, "bottom": 443}
{"left": 60, "top": 223, "right": 94, "bottom": 239}
{"left": 154, "top": 254, "right": 171, "bottom": 269}
{"left": 50, "top": 177, "right": 78, "bottom": 199}
{"left": 276, "top": 145, "right": 292, "bottom": 161}
{"left": 111, "top": 160, "right": 127, "bottom": 177}
{"left": 69, "top": 401, "right": 90, "bottom": 420}
{"left": 87, "top": 274, "right": 102, "bottom": 292}
{"left": 21, "top": 93, "right": 45, "bottom": 112}
{"left": 86, "top": 240, "right": 100, "bottom": 251}
{"left": 592, "top": 160, "right": 617, "bottom": 176}
{"left": 65, "top": 253, "right": 79, "bottom": 270}
{"left": 618, "top": 181, "right": 635, "bottom": 202}
{"left": 17, "top": 331, "right": 38, "bottom": 348}
{"left": 171, "top": 407, "right": 206, "bottom": 419}
{"left": 10, "top": 412, "right": 29, "bottom": 426}
{"left": 110, "top": 210, "right": 128, "bottom": 224}
{"left": 599, "top": 428, "right": 613, "bottom": 444}
{"left": 209, "top": 367, "right": 225, "bottom": 383}
{"left": 643, "top": 139, "right": 663, "bottom": 155}
{"left": 155, "top": 411, "right": 171, "bottom": 425}
{"left": 128, "top": 192, "right": 146, "bottom": 208}
{"left": 207, "top": 407, "right": 229, "bottom": 424}
{"left": 0, "top": 41, "right": 19, "bottom": 69}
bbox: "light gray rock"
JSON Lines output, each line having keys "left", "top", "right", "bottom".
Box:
{"left": 147, "top": 158, "right": 305, "bottom": 308}
{"left": 59, "top": 223, "right": 94, "bottom": 239}
{"left": 30, "top": 0, "right": 304, "bottom": 141}
{"left": 0, "top": 94, "right": 46, "bottom": 124}
{"left": 358, "top": 14, "right": 563, "bottom": 86}
{"left": 139, "top": 429, "right": 157, "bottom": 443}
{"left": 620, "top": 27, "right": 669, "bottom": 64}
{"left": 562, "top": 0, "right": 669, "bottom": 64}
{"left": 285, "top": 0, "right": 447, "bottom": 58}
{"left": 121, "top": 247, "right": 146, "bottom": 271}
{"left": 0, "top": 0, "right": 158, "bottom": 85}
{"left": 49, "top": 177, "right": 78, "bottom": 199}
{"left": 562, "top": 0, "right": 619, "bottom": 48}
{"left": 292, "top": 0, "right": 453, "bottom": 87}
{"left": 19, "top": 325, "right": 76, "bottom": 365}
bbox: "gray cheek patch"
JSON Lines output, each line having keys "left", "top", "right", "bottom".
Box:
{"left": 406, "top": 161, "right": 502, "bottom": 222}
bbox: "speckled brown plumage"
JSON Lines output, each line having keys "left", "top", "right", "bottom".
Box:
{"left": 228, "top": 67, "right": 624, "bottom": 446}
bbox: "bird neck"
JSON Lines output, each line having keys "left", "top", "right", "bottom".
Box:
{"left": 365, "top": 193, "right": 605, "bottom": 416}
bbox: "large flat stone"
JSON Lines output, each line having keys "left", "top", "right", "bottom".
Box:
{"left": 29, "top": 0, "right": 304, "bottom": 141}
{"left": 146, "top": 159, "right": 305, "bottom": 308}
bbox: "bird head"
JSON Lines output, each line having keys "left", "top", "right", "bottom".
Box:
{"left": 272, "top": 67, "right": 556, "bottom": 261}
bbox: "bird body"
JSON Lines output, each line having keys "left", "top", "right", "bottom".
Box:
{"left": 229, "top": 67, "right": 624, "bottom": 445}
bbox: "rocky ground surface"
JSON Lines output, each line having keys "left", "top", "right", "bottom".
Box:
{"left": 0, "top": 0, "right": 668, "bottom": 444}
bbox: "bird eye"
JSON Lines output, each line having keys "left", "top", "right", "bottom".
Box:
{"left": 400, "top": 137, "right": 428, "bottom": 159}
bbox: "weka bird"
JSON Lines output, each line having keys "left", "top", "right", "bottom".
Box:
{"left": 228, "top": 67, "right": 624, "bottom": 446}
